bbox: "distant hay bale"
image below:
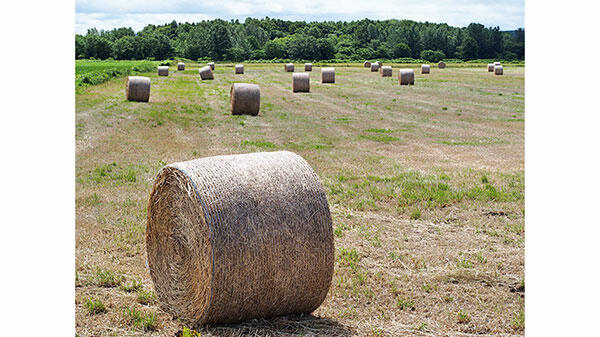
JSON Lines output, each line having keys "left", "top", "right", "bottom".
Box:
{"left": 292, "top": 73, "right": 310, "bottom": 92}
{"left": 494, "top": 62, "right": 501, "bottom": 66}
{"left": 488, "top": 63, "right": 494, "bottom": 72}
{"left": 321, "top": 67, "right": 335, "bottom": 83}
{"left": 230, "top": 83, "right": 260, "bottom": 116}
{"left": 158, "top": 66, "right": 169, "bottom": 76}
{"left": 235, "top": 64, "right": 244, "bottom": 74}
{"left": 376, "top": 61, "right": 383, "bottom": 68}
{"left": 126, "top": 76, "right": 150, "bottom": 102}
{"left": 177, "top": 63, "right": 185, "bottom": 71}
{"left": 398, "top": 69, "right": 415, "bottom": 85}
{"left": 364, "top": 61, "right": 371, "bottom": 68}
{"left": 370, "top": 63, "right": 379, "bottom": 72}
{"left": 146, "top": 151, "right": 334, "bottom": 326}
{"left": 198, "top": 66, "right": 214, "bottom": 80}
{"left": 421, "top": 64, "right": 430, "bottom": 74}
{"left": 285, "top": 63, "right": 295, "bottom": 72}
{"left": 305, "top": 63, "right": 312, "bottom": 71}
{"left": 381, "top": 66, "right": 392, "bottom": 77}
{"left": 494, "top": 65, "right": 503, "bottom": 75}
{"left": 438, "top": 61, "right": 446, "bottom": 69}
{"left": 208, "top": 62, "right": 215, "bottom": 70}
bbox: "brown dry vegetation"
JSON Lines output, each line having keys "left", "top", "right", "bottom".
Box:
{"left": 76, "top": 62, "right": 524, "bottom": 337}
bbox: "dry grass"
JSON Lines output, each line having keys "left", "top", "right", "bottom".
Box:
{"left": 76, "top": 62, "right": 524, "bottom": 336}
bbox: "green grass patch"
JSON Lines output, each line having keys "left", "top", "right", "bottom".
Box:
{"left": 123, "top": 306, "right": 158, "bottom": 331}
{"left": 75, "top": 60, "right": 157, "bottom": 87}
{"left": 240, "top": 139, "right": 278, "bottom": 149}
{"left": 84, "top": 298, "right": 106, "bottom": 315}
{"left": 95, "top": 269, "right": 124, "bottom": 287}
{"left": 358, "top": 134, "right": 401, "bottom": 143}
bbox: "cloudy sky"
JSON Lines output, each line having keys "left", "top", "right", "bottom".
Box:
{"left": 75, "top": 0, "right": 524, "bottom": 34}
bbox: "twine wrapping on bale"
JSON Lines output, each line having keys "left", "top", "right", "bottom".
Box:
{"left": 494, "top": 65, "right": 504, "bottom": 75}
{"left": 158, "top": 66, "right": 169, "bottom": 76}
{"left": 235, "top": 64, "right": 244, "bottom": 74}
{"left": 381, "top": 66, "right": 392, "bottom": 77}
{"left": 292, "top": 73, "right": 310, "bottom": 92}
{"left": 364, "top": 61, "right": 371, "bottom": 68}
{"left": 321, "top": 67, "right": 335, "bottom": 83}
{"left": 421, "top": 64, "right": 430, "bottom": 74}
{"left": 399, "top": 69, "right": 415, "bottom": 85}
{"left": 199, "top": 66, "right": 214, "bottom": 80}
{"left": 208, "top": 62, "right": 215, "bottom": 70}
{"left": 178, "top": 63, "right": 185, "bottom": 71}
{"left": 230, "top": 83, "right": 260, "bottom": 116}
{"left": 488, "top": 63, "right": 494, "bottom": 72}
{"left": 305, "top": 63, "right": 312, "bottom": 71}
{"left": 126, "top": 76, "right": 150, "bottom": 102}
{"left": 438, "top": 61, "right": 446, "bottom": 69}
{"left": 146, "top": 151, "right": 334, "bottom": 326}
{"left": 285, "top": 63, "right": 294, "bottom": 72}
{"left": 370, "top": 63, "right": 379, "bottom": 72}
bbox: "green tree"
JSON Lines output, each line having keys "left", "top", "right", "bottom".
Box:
{"left": 420, "top": 49, "right": 445, "bottom": 62}
{"left": 264, "top": 38, "right": 287, "bottom": 59}
{"left": 112, "top": 36, "right": 138, "bottom": 60}
{"left": 459, "top": 36, "right": 479, "bottom": 60}
{"left": 392, "top": 43, "right": 411, "bottom": 58}
{"left": 208, "top": 20, "right": 232, "bottom": 60}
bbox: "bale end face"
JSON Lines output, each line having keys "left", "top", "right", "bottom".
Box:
{"left": 158, "top": 66, "right": 169, "bottom": 76}
{"left": 304, "top": 63, "right": 312, "bottom": 71}
{"left": 235, "top": 64, "right": 244, "bottom": 74}
{"left": 438, "top": 61, "right": 446, "bottom": 69}
{"left": 494, "top": 65, "right": 504, "bottom": 75}
{"left": 399, "top": 69, "right": 415, "bottom": 85}
{"left": 230, "top": 83, "right": 260, "bottom": 116}
{"left": 321, "top": 68, "right": 335, "bottom": 83}
{"left": 199, "top": 66, "right": 214, "bottom": 80}
{"left": 292, "top": 73, "right": 310, "bottom": 92}
{"left": 177, "top": 63, "right": 185, "bottom": 71}
{"left": 126, "top": 76, "right": 151, "bottom": 102}
{"left": 285, "top": 63, "right": 295, "bottom": 72}
{"left": 421, "top": 65, "right": 430, "bottom": 74}
{"left": 381, "top": 66, "right": 392, "bottom": 77}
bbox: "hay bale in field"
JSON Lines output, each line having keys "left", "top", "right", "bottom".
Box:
{"left": 235, "top": 64, "right": 244, "bottom": 74}
{"left": 292, "top": 73, "right": 310, "bottom": 92}
{"left": 199, "top": 66, "right": 214, "bottom": 80}
{"left": 230, "top": 83, "right": 260, "bottom": 116}
{"left": 421, "top": 64, "right": 430, "bottom": 74}
{"left": 494, "top": 62, "right": 501, "bottom": 66}
{"left": 364, "top": 61, "right": 371, "bottom": 68}
{"left": 381, "top": 66, "right": 392, "bottom": 77}
{"left": 321, "top": 67, "right": 335, "bottom": 83}
{"left": 494, "top": 65, "right": 503, "bottom": 75}
{"left": 488, "top": 63, "right": 494, "bottom": 72}
{"left": 158, "top": 66, "right": 169, "bottom": 76}
{"left": 376, "top": 61, "right": 383, "bottom": 68}
{"left": 370, "top": 63, "right": 379, "bottom": 72}
{"left": 305, "top": 63, "right": 312, "bottom": 71}
{"left": 146, "top": 151, "right": 334, "bottom": 326}
{"left": 208, "top": 62, "right": 215, "bottom": 70}
{"left": 398, "top": 69, "right": 415, "bottom": 85}
{"left": 285, "top": 63, "right": 294, "bottom": 72}
{"left": 438, "top": 61, "right": 446, "bottom": 69}
{"left": 177, "top": 63, "right": 185, "bottom": 71}
{"left": 126, "top": 76, "right": 150, "bottom": 102}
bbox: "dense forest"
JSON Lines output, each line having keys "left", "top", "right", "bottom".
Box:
{"left": 75, "top": 18, "right": 524, "bottom": 62}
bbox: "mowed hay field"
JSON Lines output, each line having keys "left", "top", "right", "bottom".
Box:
{"left": 75, "top": 62, "right": 524, "bottom": 337}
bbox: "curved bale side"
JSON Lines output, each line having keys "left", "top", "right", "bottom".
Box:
{"left": 126, "top": 76, "right": 151, "bottom": 102}
{"left": 158, "top": 66, "right": 169, "bottom": 76}
{"left": 199, "top": 66, "right": 214, "bottom": 80}
{"left": 304, "top": 63, "right": 312, "bottom": 71}
{"left": 292, "top": 73, "right": 310, "bottom": 92}
{"left": 208, "top": 62, "right": 215, "bottom": 70}
{"left": 230, "top": 83, "right": 260, "bottom": 116}
{"left": 364, "top": 61, "right": 371, "bottom": 68}
{"left": 438, "top": 61, "right": 446, "bottom": 69}
{"left": 494, "top": 65, "right": 504, "bottom": 75}
{"left": 370, "top": 63, "right": 379, "bottom": 72}
{"left": 285, "top": 63, "right": 295, "bottom": 72}
{"left": 146, "top": 151, "right": 334, "bottom": 326}
{"left": 235, "top": 64, "right": 244, "bottom": 74}
{"left": 177, "top": 63, "right": 185, "bottom": 71}
{"left": 381, "top": 66, "right": 392, "bottom": 77}
{"left": 488, "top": 63, "right": 494, "bottom": 72}
{"left": 321, "top": 67, "right": 335, "bottom": 83}
{"left": 421, "top": 64, "right": 430, "bottom": 74}
{"left": 399, "top": 69, "right": 415, "bottom": 85}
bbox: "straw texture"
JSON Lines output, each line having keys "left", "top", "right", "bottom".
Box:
{"left": 178, "top": 63, "right": 185, "bottom": 71}
{"left": 321, "top": 67, "right": 335, "bottom": 83}
{"left": 292, "top": 73, "right": 310, "bottom": 92}
{"left": 208, "top": 62, "right": 215, "bottom": 70}
{"left": 305, "top": 63, "right": 312, "bottom": 71}
{"left": 494, "top": 65, "right": 503, "bottom": 75}
{"left": 285, "top": 63, "right": 294, "bottom": 72}
{"left": 488, "top": 63, "right": 494, "bottom": 72}
{"left": 199, "top": 66, "right": 214, "bottom": 80}
{"left": 235, "top": 64, "right": 244, "bottom": 74}
{"left": 421, "top": 64, "right": 430, "bottom": 74}
{"left": 158, "top": 66, "right": 169, "bottom": 76}
{"left": 126, "top": 76, "right": 150, "bottom": 102}
{"left": 438, "top": 61, "right": 446, "bottom": 69}
{"left": 381, "top": 66, "right": 392, "bottom": 77}
{"left": 230, "top": 83, "right": 260, "bottom": 116}
{"left": 370, "top": 63, "right": 379, "bottom": 72}
{"left": 146, "top": 151, "right": 334, "bottom": 326}
{"left": 364, "top": 61, "right": 371, "bottom": 68}
{"left": 399, "top": 69, "right": 415, "bottom": 85}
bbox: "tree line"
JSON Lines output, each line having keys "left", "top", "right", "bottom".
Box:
{"left": 75, "top": 18, "right": 524, "bottom": 62}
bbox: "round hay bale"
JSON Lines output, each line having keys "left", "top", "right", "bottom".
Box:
{"left": 292, "top": 73, "right": 310, "bottom": 92}
{"left": 494, "top": 65, "right": 503, "bottom": 75}
{"left": 235, "top": 64, "right": 244, "bottom": 74}
{"left": 421, "top": 64, "right": 430, "bottom": 74}
{"left": 208, "top": 62, "right": 215, "bottom": 70}
{"left": 321, "top": 67, "right": 335, "bottom": 83}
{"left": 285, "top": 63, "right": 294, "bottom": 72}
{"left": 487, "top": 63, "right": 494, "bottom": 72}
{"left": 305, "top": 63, "right": 312, "bottom": 71}
{"left": 494, "top": 61, "right": 501, "bottom": 66}
{"left": 230, "top": 83, "right": 260, "bottom": 116}
{"left": 376, "top": 61, "right": 383, "bottom": 68}
{"left": 177, "top": 63, "right": 185, "bottom": 71}
{"left": 158, "top": 66, "right": 169, "bottom": 76}
{"left": 438, "top": 61, "right": 446, "bottom": 69}
{"left": 370, "top": 63, "right": 379, "bottom": 72}
{"left": 199, "top": 66, "right": 214, "bottom": 80}
{"left": 126, "top": 76, "right": 150, "bottom": 102}
{"left": 146, "top": 151, "right": 334, "bottom": 326}
{"left": 364, "top": 61, "right": 371, "bottom": 68}
{"left": 381, "top": 66, "right": 392, "bottom": 77}
{"left": 398, "top": 69, "right": 415, "bottom": 85}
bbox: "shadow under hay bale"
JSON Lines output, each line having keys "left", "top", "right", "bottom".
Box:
{"left": 199, "top": 66, "right": 214, "bottom": 80}
{"left": 126, "top": 76, "right": 150, "bottom": 102}
{"left": 292, "top": 73, "right": 310, "bottom": 92}
{"left": 158, "top": 66, "right": 169, "bottom": 76}
{"left": 235, "top": 64, "right": 244, "bottom": 74}
{"left": 399, "top": 69, "right": 415, "bottom": 85}
{"left": 321, "top": 67, "right": 335, "bottom": 83}
{"left": 146, "top": 151, "right": 334, "bottom": 326}
{"left": 177, "top": 63, "right": 185, "bottom": 71}
{"left": 230, "top": 83, "right": 259, "bottom": 116}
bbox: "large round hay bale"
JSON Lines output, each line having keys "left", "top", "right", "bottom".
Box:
{"left": 230, "top": 83, "right": 260, "bottom": 116}
{"left": 321, "top": 67, "right": 335, "bottom": 83}
{"left": 305, "top": 63, "right": 312, "bottom": 71}
{"left": 208, "top": 62, "right": 215, "bottom": 70}
{"left": 158, "top": 66, "right": 169, "bottom": 76}
{"left": 177, "top": 63, "right": 185, "bottom": 71}
{"left": 235, "top": 64, "right": 244, "bottom": 74}
{"left": 285, "top": 63, "right": 294, "bottom": 72}
{"left": 487, "top": 63, "right": 494, "bottom": 72}
{"left": 126, "top": 76, "right": 150, "bottom": 102}
{"left": 146, "top": 151, "right": 334, "bottom": 326}
{"left": 381, "top": 66, "right": 392, "bottom": 77}
{"left": 364, "top": 61, "right": 371, "bottom": 68}
{"left": 292, "top": 73, "right": 310, "bottom": 92}
{"left": 421, "top": 64, "right": 430, "bottom": 74}
{"left": 398, "top": 69, "right": 415, "bottom": 85}
{"left": 438, "top": 61, "right": 446, "bottom": 69}
{"left": 199, "top": 66, "right": 214, "bottom": 80}
{"left": 494, "top": 65, "right": 503, "bottom": 75}
{"left": 370, "top": 63, "right": 379, "bottom": 72}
